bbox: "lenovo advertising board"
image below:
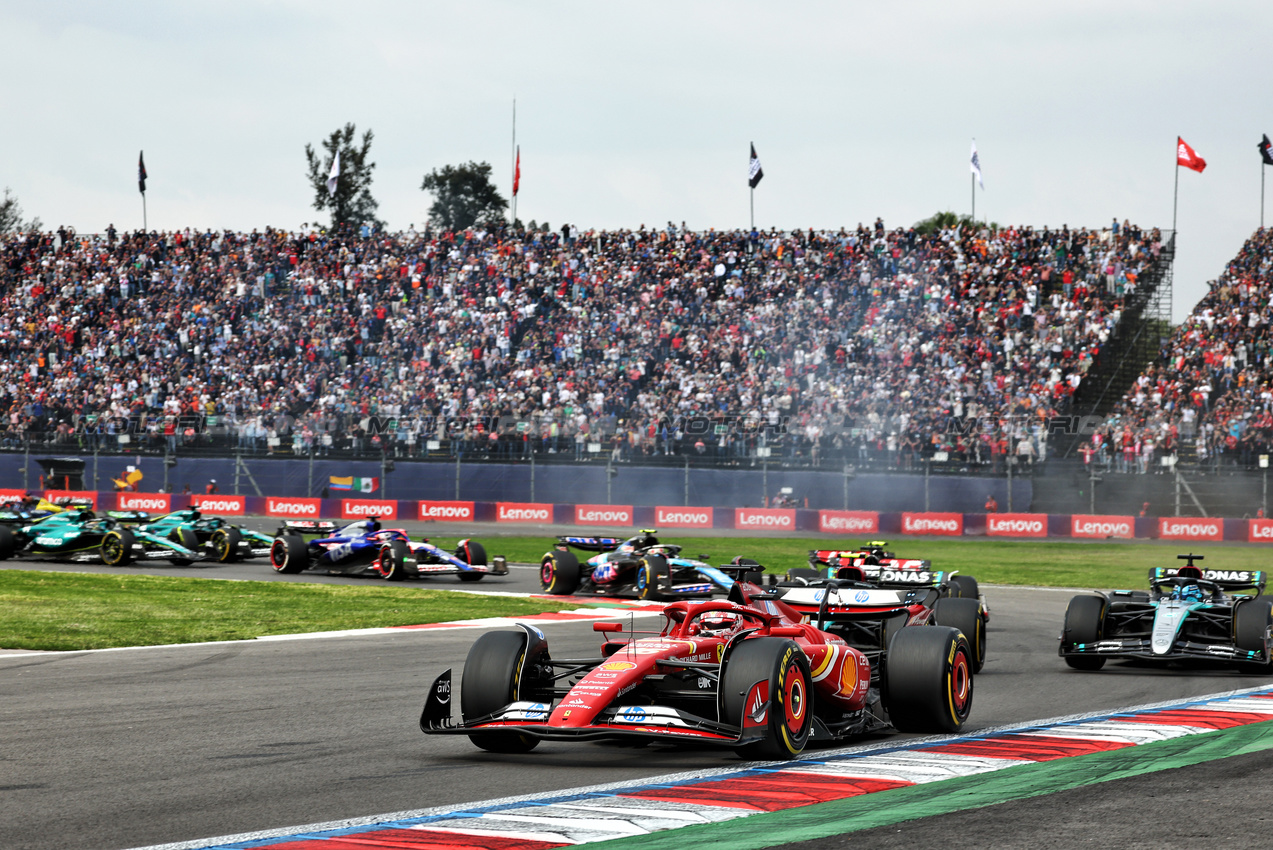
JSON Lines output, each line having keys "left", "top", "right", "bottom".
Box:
{"left": 341, "top": 499, "right": 399, "bottom": 520}
{"left": 734, "top": 508, "right": 796, "bottom": 531}
{"left": 654, "top": 506, "right": 714, "bottom": 529}
{"left": 818, "top": 510, "right": 880, "bottom": 534}
{"left": 901, "top": 512, "right": 963, "bottom": 536}
{"left": 116, "top": 492, "right": 172, "bottom": 513}
{"left": 418, "top": 500, "right": 475, "bottom": 522}
{"left": 1158, "top": 517, "right": 1223, "bottom": 542}
{"left": 1070, "top": 514, "right": 1135, "bottom": 539}
{"left": 986, "top": 512, "right": 1048, "bottom": 538}
{"left": 496, "top": 502, "right": 553, "bottom": 523}
{"left": 191, "top": 494, "right": 246, "bottom": 516}
{"left": 575, "top": 504, "right": 634, "bottom": 526}
{"left": 266, "top": 497, "right": 321, "bottom": 519}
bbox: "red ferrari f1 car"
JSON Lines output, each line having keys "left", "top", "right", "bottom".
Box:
{"left": 421, "top": 578, "right": 975, "bottom": 759}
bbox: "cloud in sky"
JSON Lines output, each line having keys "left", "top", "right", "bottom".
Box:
{"left": 3, "top": 1, "right": 1271, "bottom": 320}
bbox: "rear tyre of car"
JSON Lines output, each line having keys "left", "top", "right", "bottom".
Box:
{"left": 932, "top": 597, "right": 986, "bottom": 673}
{"left": 380, "top": 539, "right": 412, "bottom": 581}
{"left": 462, "top": 630, "right": 544, "bottom": 753}
{"left": 210, "top": 527, "right": 242, "bottom": 563}
{"left": 1234, "top": 599, "right": 1273, "bottom": 674}
{"left": 100, "top": 528, "right": 136, "bottom": 566}
{"left": 721, "top": 637, "right": 813, "bottom": 759}
{"left": 884, "top": 626, "right": 973, "bottom": 733}
{"left": 540, "top": 550, "right": 580, "bottom": 595}
{"left": 0, "top": 524, "right": 13, "bottom": 560}
{"left": 1062, "top": 595, "right": 1107, "bottom": 670}
{"left": 951, "top": 575, "right": 980, "bottom": 600}
{"left": 169, "top": 526, "right": 202, "bottom": 565}
{"left": 637, "top": 554, "right": 670, "bottom": 601}
{"left": 270, "top": 534, "right": 308, "bottom": 574}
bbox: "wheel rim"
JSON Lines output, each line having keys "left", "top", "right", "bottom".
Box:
{"left": 541, "top": 559, "right": 554, "bottom": 586}
{"left": 637, "top": 568, "right": 648, "bottom": 591}
{"left": 213, "top": 532, "right": 228, "bottom": 560}
{"left": 103, "top": 534, "right": 121, "bottom": 563}
{"left": 782, "top": 667, "right": 807, "bottom": 731}
{"left": 270, "top": 540, "right": 287, "bottom": 570}
{"left": 948, "top": 647, "right": 972, "bottom": 718}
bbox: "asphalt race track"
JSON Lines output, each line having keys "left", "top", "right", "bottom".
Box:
{"left": 4, "top": 523, "right": 1273, "bottom": 849}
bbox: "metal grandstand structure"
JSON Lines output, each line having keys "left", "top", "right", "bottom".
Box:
{"left": 1059, "top": 230, "right": 1175, "bottom": 457}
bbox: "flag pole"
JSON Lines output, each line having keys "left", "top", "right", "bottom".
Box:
{"left": 749, "top": 141, "right": 754, "bottom": 230}
{"left": 1172, "top": 140, "right": 1180, "bottom": 235}
{"left": 142, "top": 193, "right": 147, "bottom": 232}
{"left": 510, "top": 98, "right": 517, "bottom": 226}
{"left": 971, "top": 172, "right": 975, "bottom": 222}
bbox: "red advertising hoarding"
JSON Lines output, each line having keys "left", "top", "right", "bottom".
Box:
{"left": 191, "top": 494, "right": 246, "bottom": 516}
{"left": 266, "top": 496, "right": 321, "bottom": 518}
{"left": 654, "top": 506, "right": 714, "bottom": 528}
{"left": 418, "top": 500, "right": 475, "bottom": 522}
{"left": 341, "top": 499, "right": 399, "bottom": 520}
{"left": 986, "top": 512, "right": 1048, "bottom": 538}
{"left": 901, "top": 512, "right": 963, "bottom": 536}
{"left": 1158, "top": 517, "right": 1223, "bottom": 542}
{"left": 574, "top": 504, "right": 633, "bottom": 526}
{"left": 734, "top": 508, "right": 796, "bottom": 531}
{"left": 1070, "top": 514, "right": 1135, "bottom": 539}
{"left": 496, "top": 502, "right": 553, "bottom": 523}
{"left": 116, "top": 492, "right": 172, "bottom": 513}
{"left": 818, "top": 510, "right": 880, "bottom": 534}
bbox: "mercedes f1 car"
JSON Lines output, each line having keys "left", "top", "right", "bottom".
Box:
{"left": 539, "top": 529, "right": 747, "bottom": 600}
{"left": 0, "top": 508, "right": 205, "bottom": 565}
{"left": 775, "top": 557, "right": 987, "bottom": 673}
{"left": 270, "top": 519, "right": 505, "bottom": 581}
{"left": 110, "top": 509, "right": 274, "bottom": 563}
{"left": 1059, "top": 554, "right": 1273, "bottom": 673}
{"left": 421, "top": 577, "right": 975, "bottom": 758}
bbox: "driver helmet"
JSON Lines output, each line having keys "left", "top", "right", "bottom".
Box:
{"left": 1173, "top": 565, "right": 1205, "bottom": 602}
{"left": 634, "top": 528, "right": 660, "bottom": 549}
{"left": 367, "top": 518, "right": 381, "bottom": 532}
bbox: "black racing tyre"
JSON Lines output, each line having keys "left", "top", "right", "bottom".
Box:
{"left": 210, "top": 527, "right": 242, "bottom": 563}
{"left": 100, "top": 528, "right": 136, "bottom": 566}
{"left": 884, "top": 626, "right": 974, "bottom": 733}
{"left": 1062, "top": 595, "right": 1107, "bottom": 670}
{"left": 270, "top": 534, "right": 309, "bottom": 574}
{"left": 462, "top": 630, "right": 544, "bottom": 753}
{"left": 169, "top": 526, "right": 202, "bottom": 565}
{"left": 932, "top": 597, "right": 986, "bottom": 673}
{"left": 1234, "top": 599, "right": 1273, "bottom": 674}
{"left": 721, "top": 637, "right": 813, "bottom": 759}
{"left": 380, "top": 539, "right": 412, "bottom": 581}
{"left": 637, "top": 554, "right": 670, "bottom": 601}
{"left": 540, "top": 550, "right": 580, "bottom": 595}
{"left": 787, "top": 566, "right": 820, "bottom": 583}
{"left": 0, "top": 524, "right": 13, "bottom": 560}
{"left": 457, "top": 539, "right": 487, "bottom": 566}
{"left": 951, "top": 575, "right": 980, "bottom": 600}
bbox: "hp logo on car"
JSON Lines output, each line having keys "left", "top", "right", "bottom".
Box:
{"left": 621, "top": 707, "right": 646, "bottom": 722}
{"left": 855, "top": 590, "right": 870, "bottom": 602}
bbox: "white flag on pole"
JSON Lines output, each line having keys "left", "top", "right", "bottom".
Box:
{"left": 970, "top": 139, "right": 984, "bottom": 189}
{"left": 326, "top": 151, "right": 340, "bottom": 197}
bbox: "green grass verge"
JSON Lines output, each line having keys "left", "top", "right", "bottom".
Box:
{"left": 0, "top": 570, "right": 578, "bottom": 651}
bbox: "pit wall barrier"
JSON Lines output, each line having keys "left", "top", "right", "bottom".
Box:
{"left": 36, "top": 490, "right": 1273, "bottom": 541}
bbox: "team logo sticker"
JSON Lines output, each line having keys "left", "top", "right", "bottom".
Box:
{"left": 600, "top": 661, "right": 636, "bottom": 672}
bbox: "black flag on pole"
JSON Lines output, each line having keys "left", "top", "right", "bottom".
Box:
{"left": 138, "top": 151, "right": 148, "bottom": 194}
{"left": 1261, "top": 135, "right": 1273, "bottom": 166}
{"left": 748, "top": 143, "right": 764, "bottom": 188}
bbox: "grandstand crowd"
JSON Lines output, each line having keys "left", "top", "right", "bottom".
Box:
{"left": 2, "top": 214, "right": 1265, "bottom": 474}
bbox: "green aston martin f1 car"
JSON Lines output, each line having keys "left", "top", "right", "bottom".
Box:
{"left": 0, "top": 509, "right": 205, "bottom": 565}
{"left": 109, "top": 509, "right": 274, "bottom": 563}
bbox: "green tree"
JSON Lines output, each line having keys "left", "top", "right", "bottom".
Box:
{"left": 305, "top": 123, "right": 383, "bottom": 230}
{"left": 913, "top": 210, "right": 998, "bottom": 235}
{"left": 0, "top": 187, "right": 41, "bottom": 235}
{"left": 420, "top": 162, "right": 507, "bottom": 230}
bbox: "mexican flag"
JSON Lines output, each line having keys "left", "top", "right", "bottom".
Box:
{"left": 330, "top": 476, "right": 379, "bottom": 493}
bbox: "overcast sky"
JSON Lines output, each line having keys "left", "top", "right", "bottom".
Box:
{"left": 3, "top": 1, "right": 1271, "bottom": 321}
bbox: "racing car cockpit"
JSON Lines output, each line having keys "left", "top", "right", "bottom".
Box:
{"left": 339, "top": 518, "right": 382, "bottom": 537}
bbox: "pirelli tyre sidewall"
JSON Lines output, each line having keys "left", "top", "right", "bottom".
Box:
{"left": 100, "top": 528, "right": 136, "bottom": 566}
{"left": 379, "top": 539, "right": 412, "bottom": 581}
{"left": 637, "top": 554, "right": 670, "bottom": 601}
{"left": 540, "top": 549, "right": 580, "bottom": 595}
{"left": 210, "top": 526, "right": 242, "bottom": 563}
{"left": 461, "top": 630, "right": 543, "bottom": 753}
{"left": 270, "top": 534, "right": 309, "bottom": 574}
{"left": 884, "top": 626, "right": 973, "bottom": 734}
{"left": 1062, "top": 595, "right": 1107, "bottom": 670}
{"left": 722, "top": 637, "right": 813, "bottom": 759}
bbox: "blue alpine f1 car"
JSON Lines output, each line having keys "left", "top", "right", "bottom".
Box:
{"left": 269, "top": 519, "right": 505, "bottom": 582}
{"left": 1059, "top": 553, "right": 1273, "bottom": 673}
{"left": 538, "top": 529, "right": 762, "bottom": 600}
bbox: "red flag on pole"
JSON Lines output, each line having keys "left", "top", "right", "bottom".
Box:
{"left": 513, "top": 146, "right": 521, "bottom": 196}
{"left": 1177, "top": 137, "right": 1206, "bottom": 173}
